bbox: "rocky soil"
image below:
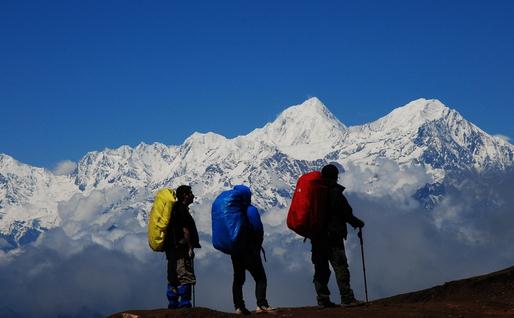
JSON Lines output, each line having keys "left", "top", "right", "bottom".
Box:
{"left": 109, "top": 265, "right": 514, "bottom": 318}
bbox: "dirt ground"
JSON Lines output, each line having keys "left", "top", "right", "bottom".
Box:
{"left": 108, "top": 265, "right": 514, "bottom": 318}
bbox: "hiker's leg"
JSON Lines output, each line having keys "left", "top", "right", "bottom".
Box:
{"left": 176, "top": 247, "right": 195, "bottom": 308}
{"left": 177, "top": 283, "right": 192, "bottom": 308}
{"left": 166, "top": 284, "right": 179, "bottom": 309}
{"left": 312, "top": 241, "right": 331, "bottom": 305}
{"left": 231, "top": 254, "right": 246, "bottom": 309}
{"left": 166, "top": 249, "right": 180, "bottom": 285}
{"left": 177, "top": 253, "right": 196, "bottom": 285}
{"left": 329, "top": 245, "right": 355, "bottom": 304}
{"left": 247, "top": 251, "right": 268, "bottom": 308}
{"left": 166, "top": 252, "right": 180, "bottom": 308}
{"left": 176, "top": 260, "right": 193, "bottom": 308}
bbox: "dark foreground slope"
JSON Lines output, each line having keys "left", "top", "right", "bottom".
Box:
{"left": 109, "top": 265, "right": 514, "bottom": 318}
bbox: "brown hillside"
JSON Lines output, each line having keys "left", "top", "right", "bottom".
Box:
{"left": 108, "top": 265, "right": 514, "bottom": 318}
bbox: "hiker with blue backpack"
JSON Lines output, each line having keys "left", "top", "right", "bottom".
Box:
{"left": 211, "top": 185, "right": 274, "bottom": 315}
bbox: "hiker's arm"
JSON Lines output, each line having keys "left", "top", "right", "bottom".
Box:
{"left": 348, "top": 215, "right": 364, "bottom": 228}
{"left": 341, "top": 195, "right": 364, "bottom": 228}
{"left": 183, "top": 227, "right": 192, "bottom": 250}
{"left": 183, "top": 227, "right": 196, "bottom": 258}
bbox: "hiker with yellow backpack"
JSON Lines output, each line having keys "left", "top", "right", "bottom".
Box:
{"left": 148, "top": 185, "right": 200, "bottom": 309}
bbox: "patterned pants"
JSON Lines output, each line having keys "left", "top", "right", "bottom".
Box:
{"left": 166, "top": 245, "right": 196, "bottom": 286}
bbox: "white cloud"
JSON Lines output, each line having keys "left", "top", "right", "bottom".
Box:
{"left": 0, "top": 238, "right": 11, "bottom": 250}
{"left": 341, "top": 158, "right": 433, "bottom": 209}
{"left": 1, "top": 170, "right": 513, "bottom": 317}
{"left": 52, "top": 160, "right": 77, "bottom": 175}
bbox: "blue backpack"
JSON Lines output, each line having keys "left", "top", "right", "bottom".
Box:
{"left": 211, "top": 185, "right": 263, "bottom": 254}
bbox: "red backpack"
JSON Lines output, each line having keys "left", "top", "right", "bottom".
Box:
{"left": 287, "top": 171, "right": 331, "bottom": 239}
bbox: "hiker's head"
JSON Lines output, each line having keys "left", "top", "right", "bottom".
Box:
{"left": 234, "top": 185, "right": 252, "bottom": 206}
{"left": 176, "top": 185, "right": 194, "bottom": 205}
{"left": 321, "top": 164, "right": 339, "bottom": 181}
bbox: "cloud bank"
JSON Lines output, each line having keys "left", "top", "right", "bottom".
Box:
{"left": 1, "top": 164, "right": 513, "bottom": 317}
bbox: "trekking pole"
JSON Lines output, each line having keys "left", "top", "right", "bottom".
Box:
{"left": 192, "top": 257, "right": 196, "bottom": 308}
{"left": 193, "top": 284, "right": 196, "bottom": 308}
{"left": 357, "top": 227, "right": 369, "bottom": 303}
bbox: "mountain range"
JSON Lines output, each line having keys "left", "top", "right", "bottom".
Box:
{"left": 1, "top": 97, "right": 513, "bottom": 250}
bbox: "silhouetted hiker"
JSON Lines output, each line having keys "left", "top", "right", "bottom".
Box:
{"left": 231, "top": 205, "right": 275, "bottom": 315}
{"left": 211, "top": 185, "right": 274, "bottom": 315}
{"left": 312, "top": 164, "right": 365, "bottom": 308}
{"left": 164, "top": 185, "right": 201, "bottom": 309}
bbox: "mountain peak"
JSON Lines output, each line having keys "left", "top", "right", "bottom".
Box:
{"left": 0, "top": 153, "right": 20, "bottom": 171}
{"left": 299, "top": 96, "right": 325, "bottom": 109}
{"left": 278, "top": 97, "right": 342, "bottom": 124}
{"left": 395, "top": 98, "right": 449, "bottom": 119}
{"left": 246, "top": 97, "right": 347, "bottom": 159}
{"left": 0, "top": 153, "right": 12, "bottom": 163}
{"left": 184, "top": 132, "right": 227, "bottom": 145}
{"left": 366, "top": 98, "right": 452, "bottom": 132}
{"left": 263, "top": 97, "right": 346, "bottom": 138}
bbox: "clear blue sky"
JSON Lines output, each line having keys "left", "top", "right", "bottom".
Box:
{"left": 1, "top": 0, "right": 513, "bottom": 169}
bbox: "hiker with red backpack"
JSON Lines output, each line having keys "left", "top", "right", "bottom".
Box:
{"left": 288, "top": 164, "right": 365, "bottom": 308}
{"left": 211, "top": 185, "right": 275, "bottom": 315}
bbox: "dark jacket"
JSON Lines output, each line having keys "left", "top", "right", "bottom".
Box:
{"left": 232, "top": 209, "right": 263, "bottom": 255}
{"left": 242, "top": 223, "right": 264, "bottom": 253}
{"left": 164, "top": 202, "right": 201, "bottom": 251}
{"left": 324, "top": 181, "right": 364, "bottom": 246}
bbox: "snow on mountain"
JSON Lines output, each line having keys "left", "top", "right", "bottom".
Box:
{"left": 75, "top": 142, "right": 180, "bottom": 192}
{"left": 248, "top": 97, "right": 347, "bottom": 160}
{"left": 342, "top": 98, "right": 513, "bottom": 172}
{"left": 0, "top": 154, "right": 77, "bottom": 246}
{"left": 368, "top": 98, "right": 449, "bottom": 131}
{"left": 344, "top": 99, "right": 456, "bottom": 167}
{"left": 1, "top": 97, "right": 513, "bottom": 249}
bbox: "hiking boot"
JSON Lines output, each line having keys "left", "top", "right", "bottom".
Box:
{"left": 178, "top": 299, "right": 192, "bottom": 308}
{"left": 342, "top": 299, "right": 366, "bottom": 307}
{"left": 318, "top": 300, "right": 339, "bottom": 309}
{"left": 235, "top": 307, "right": 251, "bottom": 315}
{"left": 256, "top": 305, "right": 275, "bottom": 313}
{"left": 167, "top": 302, "right": 179, "bottom": 309}
{"left": 166, "top": 284, "right": 179, "bottom": 309}
{"left": 177, "top": 284, "right": 192, "bottom": 308}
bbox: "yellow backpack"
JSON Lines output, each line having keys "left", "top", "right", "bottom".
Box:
{"left": 147, "top": 188, "right": 177, "bottom": 251}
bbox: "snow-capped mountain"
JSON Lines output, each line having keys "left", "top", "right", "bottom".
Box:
{"left": 344, "top": 99, "right": 513, "bottom": 171}
{"left": 0, "top": 154, "right": 77, "bottom": 246}
{"left": 1, "top": 97, "right": 513, "bottom": 250}
{"left": 247, "top": 97, "right": 348, "bottom": 160}
{"left": 75, "top": 143, "right": 180, "bottom": 192}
